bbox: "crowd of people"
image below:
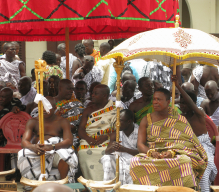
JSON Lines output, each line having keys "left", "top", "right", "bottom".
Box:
{"left": 0, "top": 39, "right": 219, "bottom": 192}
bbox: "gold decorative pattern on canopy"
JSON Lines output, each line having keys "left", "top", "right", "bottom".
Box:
{"left": 102, "top": 28, "right": 219, "bottom": 67}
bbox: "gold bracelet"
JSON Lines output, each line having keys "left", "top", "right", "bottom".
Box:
{"left": 167, "top": 150, "right": 176, "bottom": 158}
{"left": 147, "top": 149, "right": 156, "bottom": 157}
{"left": 107, "top": 134, "right": 110, "bottom": 140}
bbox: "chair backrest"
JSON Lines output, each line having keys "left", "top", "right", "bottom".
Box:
{"left": 0, "top": 112, "right": 31, "bottom": 148}
{"left": 214, "top": 136, "right": 219, "bottom": 185}
{"left": 205, "top": 115, "right": 219, "bottom": 140}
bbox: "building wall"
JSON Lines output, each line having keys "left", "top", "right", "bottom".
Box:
{"left": 183, "top": 0, "right": 219, "bottom": 33}
{"left": 25, "top": 41, "right": 47, "bottom": 77}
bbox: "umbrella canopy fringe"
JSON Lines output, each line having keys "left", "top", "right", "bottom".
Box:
{"left": 102, "top": 51, "right": 219, "bottom": 67}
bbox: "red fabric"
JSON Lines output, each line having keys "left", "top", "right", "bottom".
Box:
{"left": 0, "top": 0, "right": 180, "bottom": 41}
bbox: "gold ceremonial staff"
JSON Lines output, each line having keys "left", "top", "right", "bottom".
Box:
{"left": 34, "top": 59, "right": 48, "bottom": 181}
{"left": 114, "top": 57, "right": 124, "bottom": 182}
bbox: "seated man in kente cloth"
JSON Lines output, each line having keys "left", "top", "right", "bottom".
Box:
{"left": 78, "top": 84, "right": 117, "bottom": 180}
{"left": 101, "top": 109, "right": 139, "bottom": 184}
{"left": 18, "top": 97, "right": 78, "bottom": 183}
{"left": 173, "top": 76, "right": 217, "bottom": 192}
{"left": 130, "top": 88, "right": 207, "bottom": 189}
{"left": 54, "top": 79, "right": 84, "bottom": 149}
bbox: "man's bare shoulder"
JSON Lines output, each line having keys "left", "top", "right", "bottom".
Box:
{"left": 83, "top": 104, "right": 97, "bottom": 115}
{"left": 85, "top": 103, "right": 97, "bottom": 111}
{"left": 201, "top": 99, "right": 210, "bottom": 106}
{"left": 73, "top": 59, "right": 80, "bottom": 65}
{"left": 129, "top": 97, "right": 143, "bottom": 107}
{"left": 141, "top": 115, "right": 148, "bottom": 122}
{"left": 56, "top": 115, "right": 68, "bottom": 123}
{"left": 27, "top": 118, "right": 38, "bottom": 126}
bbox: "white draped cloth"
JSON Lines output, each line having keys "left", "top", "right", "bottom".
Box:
{"left": 0, "top": 59, "right": 23, "bottom": 88}
{"left": 210, "top": 106, "right": 219, "bottom": 127}
{"left": 30, "top": 107, "right": 38, "bottom": 118}
{"left": 101, "top": 123, "right": 139, "bottom": 185}
{"left": 72, "top": 66, "right": 103, "bottom": 91}
{"left": 141, "top": 60, "right": 172, "bottom": 90}
{"left": 197, "top": 133, "right": 217, "bottom": 192}
{"left": 190, "top": 65, "right": 207, "bottom": 99}
{"left": 190, "top": 65, "right": 219, "bottom": 99}
{"left": 20, "top": 87, "right": 37, "bottom": 105}
{"left": 17, "top": 137, "right": 78, "bottom": 183}
{"left": 60, "top": 53, "right": 77, "bottom": 79}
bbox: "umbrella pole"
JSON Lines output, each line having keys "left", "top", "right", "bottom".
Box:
{"left": 172, "top": 58, "right": 176, "bottom": 109}
{"left": 65, "top": 27, "right": 70, "bottom": 80}
{"left": 113, "top": 57, "right": 124, "bottom": 183}
{"left": 35, "top": 60, "right": 46, "bottom": 181}
{"left": 172, "top": 15, "right": 179, "bottom": 108}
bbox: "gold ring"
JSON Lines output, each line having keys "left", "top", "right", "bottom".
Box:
{"left": 38, "top": 152, "right": 40, "bottom": 155}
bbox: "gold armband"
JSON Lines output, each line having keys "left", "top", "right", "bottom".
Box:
{"left": 167, "top": 150, "right": 176, "bottom": 158}
{"left": 147, "top": 149, "right": 156, "bottom": 157}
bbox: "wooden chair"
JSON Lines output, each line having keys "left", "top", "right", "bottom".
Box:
{"left": 214, "top": 136, "right": 219, "bottom": 185}
{"left": 0, "top": 112, "right": 31, "bottom": 178}
{"left": 78, "top": 176, "right": 121, "bottom": 192}
{"left": 155, "top": 186, "right": 196, "bottom": 192}
{"left": 205, "top": 116, "right": 219, "bottom": 185}
{"left": 20, "top": 176, "right": 68, "bottom": 191}
{"left": 117, "top": 184, "right": 159, "bottom": 192}
{"left": 205, "top": 115, "right": 219, "bottom": 140}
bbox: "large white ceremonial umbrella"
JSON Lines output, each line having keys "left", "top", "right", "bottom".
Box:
{"left": 103, "top": 27, "right": 219, "bottom": 67}
{"left": 101, "top": 15, "right": 219, "bottom": 182}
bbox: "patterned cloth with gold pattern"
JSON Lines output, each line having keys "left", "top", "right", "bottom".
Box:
{"left": 130, "top": 108, "right": 207, "bottom": 188}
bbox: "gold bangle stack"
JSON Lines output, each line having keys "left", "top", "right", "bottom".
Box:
{"left": 147, "top": 149, "right": 156, "bottom": 157}
{"left": 167, "top": 150, "right": 176, "bottom": 158}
